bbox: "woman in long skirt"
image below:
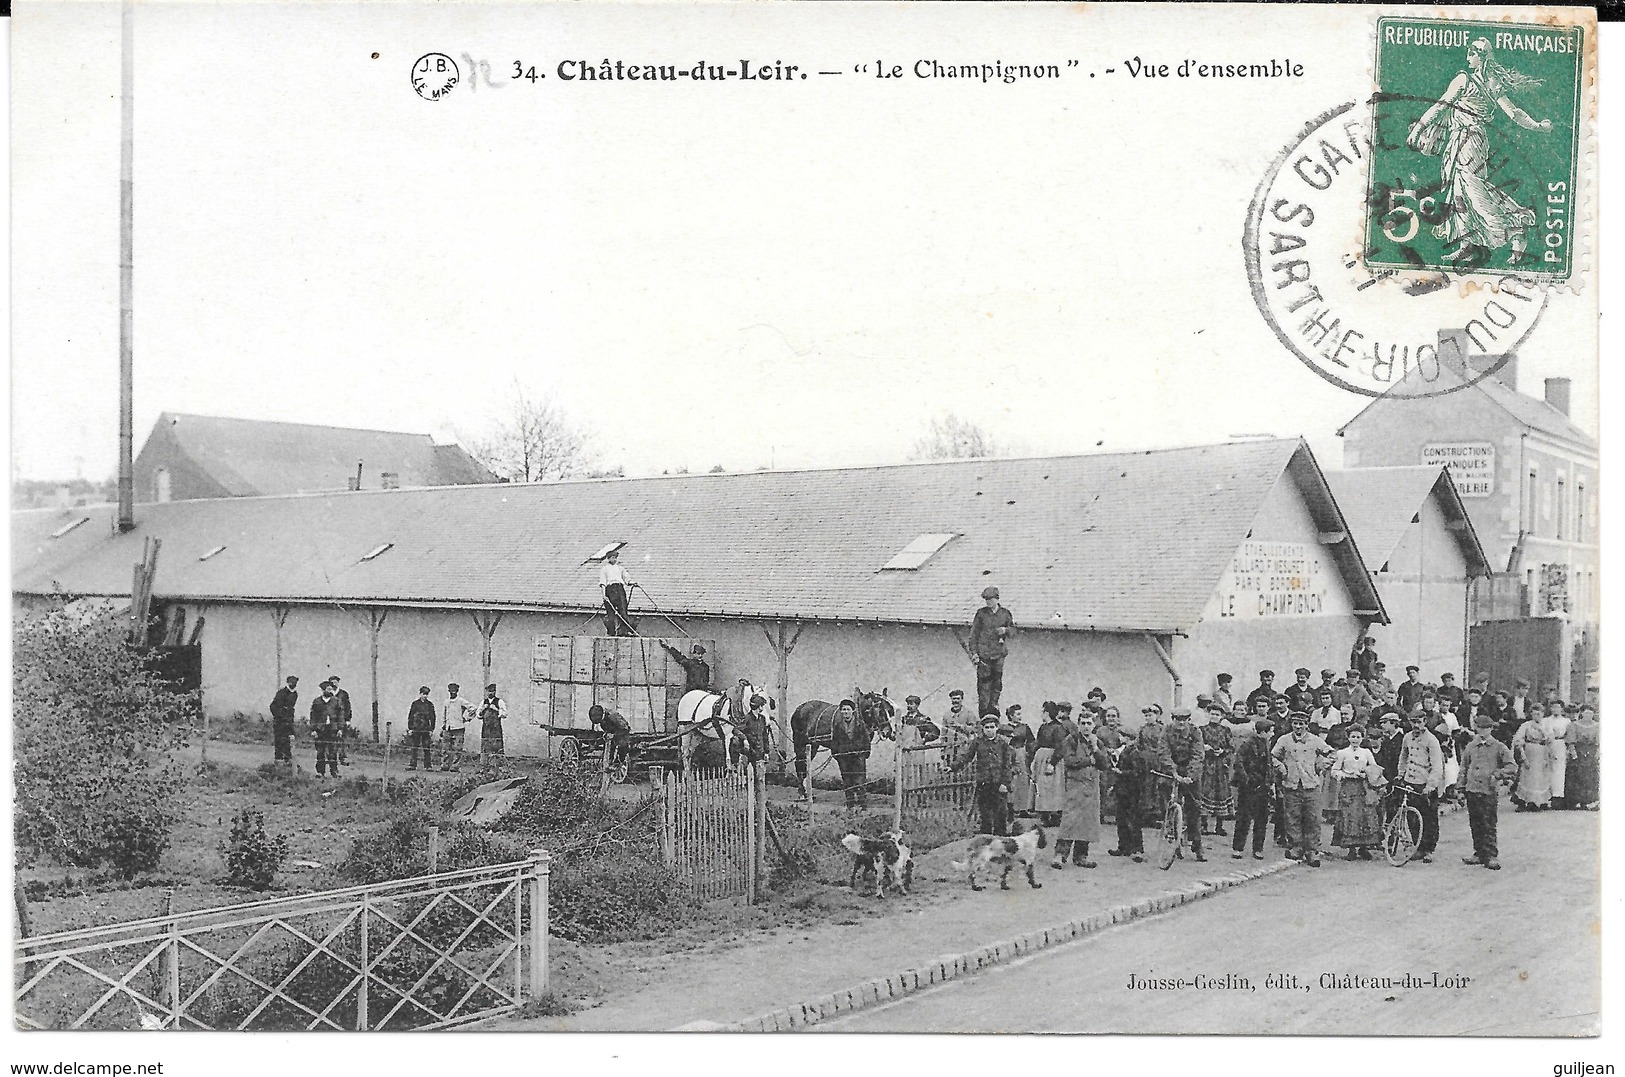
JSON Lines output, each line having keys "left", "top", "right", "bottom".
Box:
{"left": 1512, "top": 703, "right": 1553, "bottom": 810}
{"left": 1329, "top": 728, "right": 1381, "bottom": 859}
{"left": 1052, "top": 713, "right": 1111, "bottom": 869}
{"left": 1197, "top": 709, "right": 1234, "bottom": 835}
{"left": 1543, "top": 702, "right": 1571, "bottom": 808}
{"left": 1566, "top": 704, "right": 1600, "bottom": 809}
{"left": 1003, "top": 705, "right": 1036, "bottom": 818}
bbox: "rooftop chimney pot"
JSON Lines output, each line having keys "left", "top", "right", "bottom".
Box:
{"left": 1544, "top": 377, "right": 1572, "bottom": 416}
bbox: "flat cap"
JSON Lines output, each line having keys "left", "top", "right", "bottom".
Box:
{"left": 981, "top": 586, "right": 1000, "bottom": 599}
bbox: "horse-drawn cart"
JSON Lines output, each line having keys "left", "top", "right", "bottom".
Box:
{"left": 529, "top": 634, "right": 716, "bottom": 782}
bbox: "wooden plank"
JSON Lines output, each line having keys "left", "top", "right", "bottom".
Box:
{"left": 549, "top": 636, "right": 573, "bottom": 682}
{"left": 570, "top": 637, "right": 593, "bottom": 681}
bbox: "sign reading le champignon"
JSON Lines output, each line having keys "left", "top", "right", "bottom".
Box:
{"left": 1214, "top": 541, "right": 1332, "bottom": 619}
{"left": 1421, "top": 443, "right": 1497, "bottom": 498}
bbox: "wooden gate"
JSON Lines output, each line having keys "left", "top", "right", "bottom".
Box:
{"left": 657, "top": 765, "right": 762, "bottom": 902}
{"left": 896, "top": 744, "right": 975, "bottom": 828}
{"left": 1469, "top": 617, "right": 1564, "bottom": 695}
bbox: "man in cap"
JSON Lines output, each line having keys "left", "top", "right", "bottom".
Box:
{"left": 1212, "top": 674, "right": 1235, "bottom": 716}
{"left": 441, "top": 682, "right": 477, "bottom": 772}
{"left": 661, "top": 641, "right": 712, "bottom": 694}
{"left": 1230, "top": 716, "right": 1274, "bottom": 860}
{"left": 942, "top": 688, "right": 976, "bottom": 755}
{"left": 310, "top": 679, "right": 342, "bottom": 779}
{"left": 1459, "top": 713, "right": 1516, "bottom": 870}
{"left": 599, "top": 547, "right": 636, "bottom": 636}
{"left": 1350, "top": 636, "right": 1379, "bottom": 680}
{"left": 951, "top": 714, "right": 1016, "bottom": 835}
{"left": 1317, "top": 668, "right": 1339, "bottom": 702}
{"left": 830, "top": 699, "right": 873, "bottom": 809}
{"left": 589, "top": 703, "right": 635, "bottom": 773}
{"left": 1245, "top": 670, "right": 1280, "bottom": 713}
{"left": 1396, "top": 665, "right": 1428, "bottom": 714}
{"left": 1371, "top": 663, "right": 1396, "bottom": 705}
{"left": 969, "top": 586, "right": 1016, "bottom": 717}
{"left": 1454, "top": 685, "right": 1485, "bottom": 730}
{"left": 1332, "top": 670, "right": 1359, "bottom": 710}
{"left": 1269, "top": 712, "right": 1332, "bottom": 866}
{"left": 405, "top": 686, "right": 437, "bottom": 771}
{"left": 329, "top": 675, "right": 354, "bottom": 768}
{"left": 1509, "top": 678, "right": 1532, "bottom": 723}
{"left": 729, "top": 693, "right": 772, "bottom": 770}
{"left": 1284, "top": 668, "right": 1316, "bottom": 714}
{"left": 1435, "top": 672, "right": 1465, "bottom": 711}
{"left": 1397, "top": 709, "right": 1444, "bottom": 861}
{"left": 1164, "top": 706, "right": 1207, "bottom": 861}
{"left": 479, "top": 683, "right": 507, "bottom": 764}
{"left": 269, "top": 675, "right": 299, "bottom": 766}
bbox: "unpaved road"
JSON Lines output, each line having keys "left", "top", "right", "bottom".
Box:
{"left": 822, "top": 809, "right": 1599, "bottom": 1035}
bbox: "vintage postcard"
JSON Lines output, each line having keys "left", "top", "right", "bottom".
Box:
{"left": 6, "top": 0, "right": 1606, "bottom": 1064}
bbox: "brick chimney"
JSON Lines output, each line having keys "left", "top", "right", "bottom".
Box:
{"left": 1436, "top": 330, "right": 1517, "bottom": 389}
{"left": 1544, "top": 377, "right": 1572, "bottom": 416}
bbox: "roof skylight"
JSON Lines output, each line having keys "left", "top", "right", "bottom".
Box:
{"left": 881, "top": 533, "right": 957, "bottom": 571}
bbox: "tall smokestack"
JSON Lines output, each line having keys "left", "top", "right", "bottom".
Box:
{"left": 1544, "top": 377, "right": 1572, "bottom": 416}
{"left": 116, "top": 0, "right": 135, "bottom": 533}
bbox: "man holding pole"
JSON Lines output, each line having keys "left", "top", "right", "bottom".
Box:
{"left": 599, "top": 548, "right": 636, "bottom": 636}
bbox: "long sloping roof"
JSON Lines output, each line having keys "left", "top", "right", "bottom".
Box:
{"left": 13, "top": 439, "right": 1382, "bottom": 633}
{"left": 1337, "top": 367, "right": 1594, "bottom": 450}
{"left": 1325, "top": 467, "right": 1492, "bottom": 577}
{"left": 147, "top": 412, "right": 496, "bottom": 496}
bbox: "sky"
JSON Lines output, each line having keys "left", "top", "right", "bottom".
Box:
{"left": 10, "top": 2, "right": 1600, "bottom": 484}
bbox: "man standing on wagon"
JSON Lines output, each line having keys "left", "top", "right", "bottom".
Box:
{"left": 599, "top": 547, "right": 636, "bottom": 636}
{"left": 661, "top": 641, "right": 712, "bottom": 693}
{"left": 969, "top": 586, "right": 1016, "bottom": 718}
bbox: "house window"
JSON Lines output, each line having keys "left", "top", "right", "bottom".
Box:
{"left": 381, "top": 472, "right": 400, "bottom": 490}
{"left": 1556, "top": 478, "right": 1566, "bottom": 540}
{"left": 1522, "top": 468, "right": 1537, "bottom": 534}
{"left": 156, "top": 468, "right": 172, "bottom": 503}
{"left": 881, "top": 533, "right": 958, "bottom": 571}
{"left": 1577, "top": 483, "right": 1586, "bottom": 541}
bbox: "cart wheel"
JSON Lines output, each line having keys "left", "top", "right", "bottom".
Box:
{"left": 557, "top": 736, "right": 581, "bottom": 772}
{"left": 609, "top": 755, "right": 631, "bottom": 784}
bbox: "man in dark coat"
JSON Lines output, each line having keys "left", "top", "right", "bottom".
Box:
{"left": 1163, "top": 706, "right": 1207, "bottom": 861}
{"left": 1396, "top": 666, "right": 1429, "bottom": 714}
{"left": 662, "top": 642, "right": 712, "bottom": 694}
{"left": 406, "top": 686, "right": 436, "bottom": 771}
{"left": 270, "top": 675, "right": 299, "bottom": 764}
{"left": 1245, "top": 670, "right": 1281, "bottom": 713}
{"left": 830, "top": 699, "right": 873, "bottom": 809}
{"left": 1435, "top": 672, "right": 1466, "bottom": 711}
{"left": 969, "top": 587, "right": 1016, "bottom": 717}
{"left": 952, "top": 714, "right": 1015, "bottom": 835}
{"left": 329, "top": 675, "right": 354, "bottom": 768}
{"left": 310, "top": 680, "right": 342, "bottom": 778}
{"left": 1230, "top": 717, "right": 1274, "bottom": 859}
{"left": 1351, "top": 636, "right": 1379, "bottom": 680}
{"left": 589, "top": 703, "right": 634, "bottom": 771}
{"left": 728, "top": 695, "right": 770, "bottom": 770}
{"left": 1284, "top": 668, "right": 1317, "bottom": 714}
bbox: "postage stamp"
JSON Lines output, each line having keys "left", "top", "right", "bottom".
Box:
{"left": 1364, "top": 17, "right": 1585, "bottom": 282}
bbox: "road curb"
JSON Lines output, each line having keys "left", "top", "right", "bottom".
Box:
{"left": 719, "top": 858, "right": 1299, "bottom": 1032}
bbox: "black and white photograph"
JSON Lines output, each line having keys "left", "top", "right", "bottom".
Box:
{"left": 5, "top": 0, "right": 1614, "bottom": 1069}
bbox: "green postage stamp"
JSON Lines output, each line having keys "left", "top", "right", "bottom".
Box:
{"left": 1365, "top": 16, "right": 1584, "bottom": 281}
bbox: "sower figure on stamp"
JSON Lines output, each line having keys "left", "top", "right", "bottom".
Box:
{"left": 969, "top": 586, "right": 1015, "bottom": 718}
{"left": 406, "top": 686, "right": 436, "bottom": 771}
{"left": 661, "top": 641, "right": 711, "bottom": 694}
{"left": 310, "top": 679, "right": 342, "bottom": 779}
{"left": 599, "top": 548, "right": 636, "bottom": 636}
{"left": 951, "top": 714, "right": 1015, "bottom": 836}
{"left": 270, "top": 675, "right": 298, "bottom": 766}
{"left": 441, "top": 682, "right": 477, "bottom": 772}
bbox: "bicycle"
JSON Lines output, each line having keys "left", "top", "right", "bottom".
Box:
{"left": 1148, "top": 770, "right": 1191, "bottom": 870}
{"left": 1381, "top": 783, "right": 1428, "bottom": 867}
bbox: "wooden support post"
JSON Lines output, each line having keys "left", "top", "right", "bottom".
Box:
{"left": 527, "top": 849, "right": 551, "bottom": 999}
{"left": 471, "top": 610, "right": 504, "bottom": 696}
{"left": 427, "top": 826, "right": 440, "bottom": 874}
{"left": 368, "top": 608, "right": 389, "bottom": 742}
{"left": 271, "top": 605, "right": 290, "bottom": 684}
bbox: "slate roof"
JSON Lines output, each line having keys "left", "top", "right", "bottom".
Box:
{"left": 141, "top": 413, "right": 496, "bottom": 497}
{"left": 1337, "top": 366, "right": 1595, "bottom": 450}
{"left": 13, "top": 439, "right": 1383, "bottom": 633}
{"left": 1325, "top": 467, "right": 1492, "bottom": 577}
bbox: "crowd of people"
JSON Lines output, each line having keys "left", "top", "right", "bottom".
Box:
{"left": 268, "top": 676, "right": 509, "bottom": 775}
{"left": 897, "top": 657, "right": 1600, "bottom": 873}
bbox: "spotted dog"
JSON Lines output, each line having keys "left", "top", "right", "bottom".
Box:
{"left": 950, "top": 825, "right": 1048, "bottom": 891}
{"left": 839, "top": 831, "right": 914, "bottom": 898}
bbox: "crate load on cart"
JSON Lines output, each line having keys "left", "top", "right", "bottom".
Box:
{"left": 530, "top": 634, "right": 720, "bottom": 781}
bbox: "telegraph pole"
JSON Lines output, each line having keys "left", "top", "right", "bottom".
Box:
{"left": 117, "top": 0, "right": 136, "bottom": 533}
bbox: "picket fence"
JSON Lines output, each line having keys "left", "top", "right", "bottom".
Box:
{"left": 655, "top": 764, "right": 764, "bottom": 902}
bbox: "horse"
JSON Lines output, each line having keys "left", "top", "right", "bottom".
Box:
{"left": 789, "top": 688, "right": 898, "bottom": 796}
{"left": 676, "top": 680, "right": 774, "bottom": 773}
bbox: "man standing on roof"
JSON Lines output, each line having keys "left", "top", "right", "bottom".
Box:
{"left": 600, "top": 547, "right": 636, "bottom": 637}
{"left": 662, "top": 642, "right": 712, "bottom": 693}
{"left": 270, "top": 675, "right": 298, "bottom": 767}
{"left": 970, "top": 586, "right": 1016, "bottom": 718}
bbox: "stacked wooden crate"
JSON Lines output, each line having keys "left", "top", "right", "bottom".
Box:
{"left": 529, "top": 635, "right": 716, "bottom": 734}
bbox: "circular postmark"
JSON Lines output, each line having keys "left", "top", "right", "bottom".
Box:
{"left": 1243, "top": 101, "right": 1549, "bottom": 400}
{"left": 411, "top": 53, "right": 460, "bottom": 101}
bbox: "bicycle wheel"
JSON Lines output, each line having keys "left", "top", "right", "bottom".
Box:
{"left": 1155, "top": 801, "right": 1181, "bottom": 870}
{"left": 1383, "top": 807, "right": 1420, "bottom": 867}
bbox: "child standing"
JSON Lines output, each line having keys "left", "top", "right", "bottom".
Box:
{"left": 1108, "top": 726, "right": 1153, "bottom": 863}
{"left": 1460, "top": 714, "right": 1518, "bottom": 870}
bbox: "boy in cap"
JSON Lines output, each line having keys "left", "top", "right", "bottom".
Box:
{"left": 1230, "top": 717, "right": 1274, "bottom": 859}
{"left": 1459, "top": 714, "right": 1516, "bottom": 869}
{"left": 1396, "top": 665, "right": 1428, "bottom": 714}
{"left": 660, "top": 641, "right": 712, "bottom": 694}
{"left": 405, "top": 686, "right": 437, "bottom": 771}
{"left": 951, "top": 714, "right": 1016, "bottom": 835}
{"left": 969, "top": 586, "right": 1016, "bottom": 717}
{"left": 1270, "top": 712, "right": 1332, "bottom": 866}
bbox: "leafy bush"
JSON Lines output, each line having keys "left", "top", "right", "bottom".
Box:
{"left": 548, "top": 852, "right": 690, "bottom": 943}
{"left": 220, "top": 807, "right": 291, "bottom": 890}
{"left": 339, "top": 816, "right": 525, "bottom": 885}
{"left": 13, "top": 605, "right": 195, "bottom": 874}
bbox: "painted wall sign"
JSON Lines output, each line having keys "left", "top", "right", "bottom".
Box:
{"left": 1214, "top": 541, "right": 1334, "bottom": 619}
{"left": 1422, "top": 442, "right": 1496, "bottom": 498}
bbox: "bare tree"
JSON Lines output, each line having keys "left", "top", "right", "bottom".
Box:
{"left": 464, "top": 386, "right": 596, "bottom": 483}
{"left": 910, "top": 413, "right": 998, "bottom": 461}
